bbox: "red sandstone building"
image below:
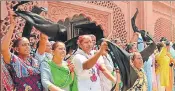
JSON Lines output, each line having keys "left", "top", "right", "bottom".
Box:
{"left": 1, "top": 1, "right": 175, "bottom": 43}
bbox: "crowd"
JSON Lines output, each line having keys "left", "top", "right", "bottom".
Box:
{"left": 1, "top": 9, "right": 175, "bottom": 91}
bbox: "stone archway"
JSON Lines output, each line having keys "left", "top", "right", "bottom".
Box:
{"left": 47, "top": 1, "right": 127, "bottom": 43}
{"left": 1, "top": 1, "right": 127, "bottom": 43}
{"left": 47, "top": 1, "right": 110, "bottom": 37}
{"left": 57, "top": 14, "right": 97, "bottom": 40}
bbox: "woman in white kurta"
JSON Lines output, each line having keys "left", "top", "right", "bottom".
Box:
{"left": 98, "top": 54, "right": 116, "bottom": 91}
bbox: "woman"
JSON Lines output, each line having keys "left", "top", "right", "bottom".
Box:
{"left": 127, "top": 52, "right": 147, "bottom": 91}
{"left": 98, "top": 53, "right": 117, "bottom": 91}
{"left": 94, "top": 39, "right": 117, "bottom": 91}
{"left": 40, "top": 41, "right": 77, "bottom": 91}
{"left": 72, "top": 35, "right": 108, "bottom": 91}
{"left": 1, "top": 10, "right": 42, "bottom": 91}
{"left": 151, "top": 52, "right": 158, "bottom": 91}
{"left": 155, "top": 42, "right": 171, "bottom": 91}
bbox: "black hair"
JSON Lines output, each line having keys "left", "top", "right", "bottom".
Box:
{"left": 125, "top": 43, "right": 134, "bottom": 53}
{"left": 165, "top": 40, "right": 170, "bottom": 46}
{"left": 156, "top": 42, "right": 164, "bottom": 52}
{"left": 12, "top": 38, "right": 23, "bottom": 55}
{"left": 29, "top": 34, "right": 37, "bottom": 39}
{"left": 173, "top": 43, "right": 175, "bottom": 50}
{"left": 13, "top": 38, "right": 23, "bottom": 47}
{"left": 160, "top": 37, "right": 167, "bottom": 42}
{"left": 159, "top": 37, "right": 170, "bottom": 46}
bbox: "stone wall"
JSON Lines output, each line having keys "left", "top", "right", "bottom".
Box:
{"left": 1, "top": 1, "right": 175, "bottom": 44}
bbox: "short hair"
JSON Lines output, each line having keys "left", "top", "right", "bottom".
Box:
{"left": 30, "top": 34, "right": 37, "bottom": 39}
{"left": 77, "top": 35, "right": 91, "bottom": 45}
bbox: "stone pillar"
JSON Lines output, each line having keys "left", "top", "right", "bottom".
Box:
{"left": 143, "top": 1, "right": 154, "bottom": 36}
{"left": 1, "top": 1, "right": 8, "bottom": 21}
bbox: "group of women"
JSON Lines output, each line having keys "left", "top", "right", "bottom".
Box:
{"left": 2, "top": 9, "right": 175, "bottom": 91}
{"left": 1, "top": 11, "right": 118, "bottom": 91}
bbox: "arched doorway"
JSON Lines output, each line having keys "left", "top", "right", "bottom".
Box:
{"left": 57, "top": 14, "right": 104, "bottom": 40}
{"left": 48, "top": 1, "right": 127, "bottom": 44}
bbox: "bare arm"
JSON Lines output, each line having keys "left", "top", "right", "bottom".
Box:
{"left": 48, "top": 85, "right": 65, "bottom": 91}
{"left": 1, "top": 11, "right": 16, "bottom": 64}
{"left": 100, "top": 64, "right": 116, "bottom": 83}
{"left": 37, "top": 33, "right": 48, "bottom": 55}
{"left": 83, "top": 42, "right": 108, "bottom": 70}
{"left": 115, "top": 84, "right": 119, "bottom": 91}
{"left": 83, "top": 51, "right": 102, "bottom": 69}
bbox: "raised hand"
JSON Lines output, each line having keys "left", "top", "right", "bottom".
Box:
{"left": 99, "top": 41, "right": 108, "bottom": 55}
{"left": 67, "top": 61, "right": 75, "bottom": 73}
{"left": 1, "top": 7, "right": 17, "bottom": 64}
{"left": 136, "top": 8, "right": 139, "bottom": 14}
{"left": 8, "top": 9, "right": 16, "bottom": 26}
{"left": 67, "top": 60, "right": 75, "bottom": 80}
{"left": 131, "top": 8, "right": 140, "bottom": 33}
